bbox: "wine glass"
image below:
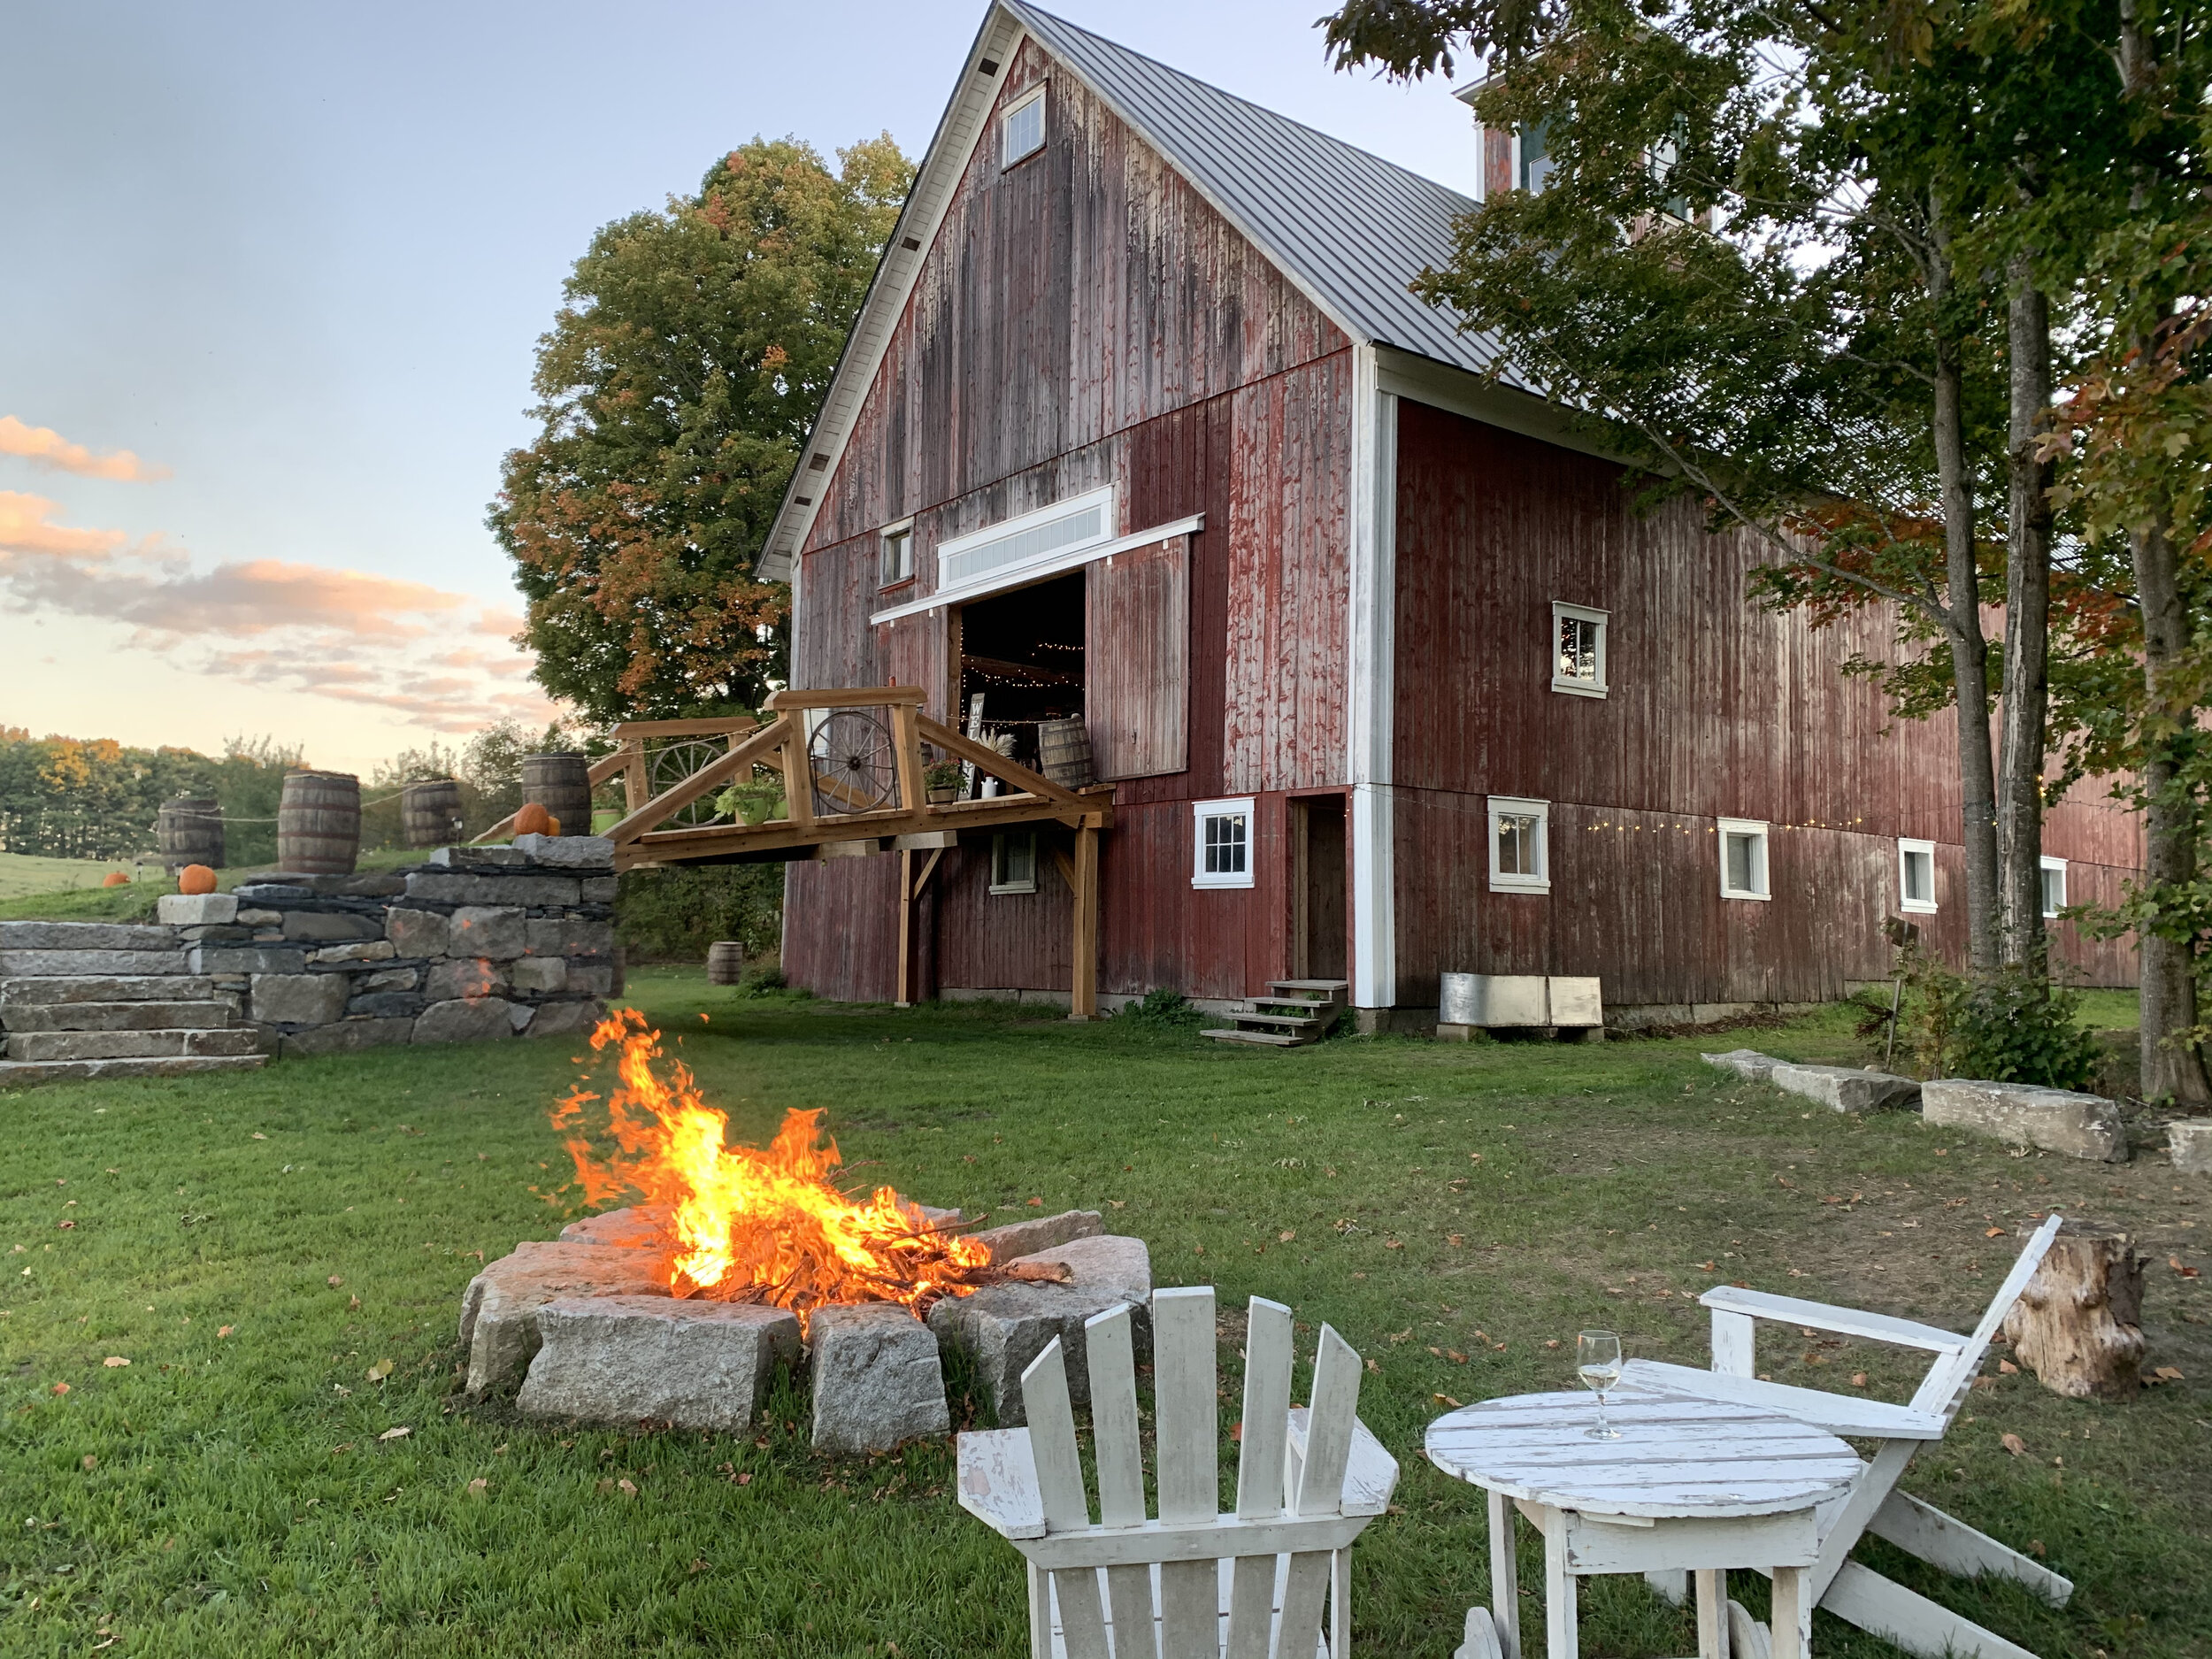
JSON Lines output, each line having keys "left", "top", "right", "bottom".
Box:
{"left": 1577, "top": 1329, "right": 1624, "bottom": 1440}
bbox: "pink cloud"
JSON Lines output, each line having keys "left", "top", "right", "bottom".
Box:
{"left": 0, "top": 417, "right": 170, "bottom": 482}
{"left": 0, "top": 490, "right": 129, "bottom": 557}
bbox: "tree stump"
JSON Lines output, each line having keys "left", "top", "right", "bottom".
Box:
{"left": 2001, "top": 1218, "right": 2147, "bottom": 1400}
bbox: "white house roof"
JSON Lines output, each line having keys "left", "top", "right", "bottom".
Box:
{"left": 757, "top": 1, "right": 1496, "bottom": 580}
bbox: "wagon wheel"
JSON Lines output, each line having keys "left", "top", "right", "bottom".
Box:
{"left": 649, "top": 737, "right": 733, "bottom": 827}
{"left": 807, "top": 710, "right": 899, "bottom": 815}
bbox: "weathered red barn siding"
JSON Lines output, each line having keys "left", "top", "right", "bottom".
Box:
{"left": 1390, "top": 400, "right": 2137, "bottom": 1007}
{"left": 782, "top": 36, "right": 1352, "bottom": 1004}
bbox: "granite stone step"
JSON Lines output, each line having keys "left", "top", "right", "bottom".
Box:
{"left": 0, "top": 949, "right": 191, "bottom": 978}
{"left": 0, "top": 1054, "right": 266, "bottom": 1087}
{"left": 0, "top": 921, "right": 180, "bottom": 951}
{"left": 6, "top": 1027, "right": 264, "bottom": 1063}
{"left": 0, "top": 975, "right": 219, "bottom": 1004}
{"left": 1, "top": 1000, "right": 237, "bottom": 1033}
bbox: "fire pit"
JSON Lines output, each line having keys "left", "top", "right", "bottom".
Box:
{"left": 457, "top": 1011, "right": 1151, "bottom": 1451}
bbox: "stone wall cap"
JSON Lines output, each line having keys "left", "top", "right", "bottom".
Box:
{"left": 512, "top": 833, "right": 617, "bottom": 869}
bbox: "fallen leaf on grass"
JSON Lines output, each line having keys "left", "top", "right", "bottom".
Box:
{"left": 1446, "top": 1234, "right": 1464, "bottom": 1248}
{"left": 1985, "top": 1227, "right": 2006, "bottom": 1239}
{"left": 1025, "top": 1197, "right": 1042, "bottom": 1208}
{"left": 2147, "top": 1366, "right": 2185, "bottom": 1385}
{"left": 217, "top": 1325, "right": 234, "bottom": 1338}
{"left": 379, "top": 1425, "right": 411, "bottom": 1441}
{"left": 1446, "top": 1349, "right": 1468, "bottom": 1364}
{"left": 2001, "top": 1432, "right": 2028, "bottom": 1456}
{"left": 327, "top": 1276, "right": 343, "bottom": 1288}
{"left": 50, "top": 1382, "right": 69, "bottom": 1395}
{"left": 1279, "top": 1230, "right": 1296, "bottom": 1243}
{"left": 251, "top": 1133, "right": 266, "bottom": 1141}
{"left": 349, "top": 1294, "right": 361, "bottom": 1311}
{"left": 1432, "top": 1394, "right": 1463, "bottom": 1409}
{"left": 81, "top": 1455, "right": 96, "bottom": 1471}
{"left": 1698, "top": 1261, "right": 1716, "bottom": 1271}
{"left": 1364, "top": 1357, "right": 1380, "bottom": 1375}
{"left": 102, "top": 1356, "right": 127, "bottom": 1368}
{"left": 466, "top": 1479, "right": 488, "bottom": 1497}
{"left": 736, "top": 1471, "right": 752, "bottom": 1486}
{"left": 1999, "top": 1359, "right": 2019, "bottom": 1375}
{"left": 1231, "top": 1421, "right": 1243, "bottom": 1441}
{"left": 366, "top": 1359, "right": 395, "bottom": 1382}
{"left": 2171, "top": 1257, "right": 2200, "bottom": 1279}
{"left": 618, "top": 1478, "right": 638, "bottom": 1498}
{"left": 1108, "top": 1200, "right": 1126, "bottom": 1210}
{"left": 1850, "top": 1373, "right": 1869, "bottom": 1387}
{"left": 1383, "top": 1240, "right": 1405, "bottom": 1251}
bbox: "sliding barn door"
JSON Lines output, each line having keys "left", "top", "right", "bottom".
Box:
{"left": 1086, "top": 534, "right": 1188, "bottom": 780}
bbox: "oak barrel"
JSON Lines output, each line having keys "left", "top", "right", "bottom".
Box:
{"left": 1038, "top": 718, "right": 1094, "bottom": 788}
{"left": 277, "top": 772, "right": 361, "bottom": 874}
{"left": 707, "top": 941, "right": 746, "bottom": 986}
{"left": 157, "top": 797, "right": 224, "bottom": 872}
{"left": 522, "top": 752, "right": 591, "bottom": 837}
{"left": 401, "top": 780, "right": 464, "bottom": 849}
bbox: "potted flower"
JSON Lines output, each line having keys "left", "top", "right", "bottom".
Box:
{"left": 714, "top": 779, "right": 787, "bottom": 825}
{"left": 924, "top": 760, "right": 964, "bottom": 805}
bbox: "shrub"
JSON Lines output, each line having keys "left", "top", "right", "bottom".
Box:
{"left": 1883, "top": 946, "right": 2100, "bottom": 1090}
{"left": 615, "top": 864, "right": 783, "bottom": 964}
{"left": 1113, "top": 986, "right": 1203, "bottom": 1028}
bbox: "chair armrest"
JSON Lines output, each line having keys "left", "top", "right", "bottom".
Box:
{"left": 1287, "top": 1408, "right": 1400, "bottom": 1517}
{"left": 956, "top": 1427, "right": 1047, "bottom": 1540}
{"left": 1699, "top": 1286, "right": 1969, "bottom": 1355}
{"left": 1621, "top": 1360, "right": 1950, "bottom": 1440}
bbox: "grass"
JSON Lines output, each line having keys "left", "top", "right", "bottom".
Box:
{"left": 0, "top": 854, "right": 148, "bottom": 907}
{"left": 0, "top": 849, "right": 436, "bottom": 925}
{"left": 1, "top": 976, "right": 2206, "bottom": 1658}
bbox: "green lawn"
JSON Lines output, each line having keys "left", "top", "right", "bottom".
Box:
{"left": 0, "top": 853, "right": 149, "bottom": 907}
{"left": 2, "top": 977, "right": 2204, "bottom": 1658}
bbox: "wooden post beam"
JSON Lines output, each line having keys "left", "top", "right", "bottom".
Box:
{"left": 1070, "top": 823, "right": 1099, "bottom": 1021}
{"left": 603, "top": 716, "right": 794, "bottom": 847}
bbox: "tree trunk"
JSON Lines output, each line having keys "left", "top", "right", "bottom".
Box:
{"left": 2000, "top": 1218, "right": 2147, "bottom": 1401}
{"left": 1998, "top": 265, "right": 2053, "bottom": 966}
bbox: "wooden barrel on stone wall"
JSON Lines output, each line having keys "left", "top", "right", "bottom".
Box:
{"left": 522, "top": 752, "right": 591, "bottom": 836}
{"left": 276, "top": 772, "right": 361, "bottom": 874}
{"left": 707, "top": 941, "right": 746, "bottom": 985}
{"left": 1038, "top": 718, "right": 1094, "bottom": 788}
{"left": 157, "top": 797, "right": 224, "bottom": 872}
{"left": 401, "top": 780, "right": 465, "bottom": 849}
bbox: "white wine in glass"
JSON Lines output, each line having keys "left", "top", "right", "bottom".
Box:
{"left": 1577, "top": 1329, "right": 1624, "bottom": 1440}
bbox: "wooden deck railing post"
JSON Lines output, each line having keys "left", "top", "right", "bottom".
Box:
{"left": 1070, "top": 824, "right": 1099, "bottom": 1021}
{"left": 621, "top": 741, "right": 648, "bottom": 813}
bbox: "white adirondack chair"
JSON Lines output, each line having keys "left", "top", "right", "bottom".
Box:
{"left": 1623, "top": 1213, "right": 2071, "bottom": 1659}
{"left": 956, "top": 1286, "right": 1401, "bottom": 1659}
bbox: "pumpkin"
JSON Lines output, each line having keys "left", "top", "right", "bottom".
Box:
{"left": 102, "top": 871, "right": 131, "bottom": 888}
{"left": 543, "top": 816, "right": 561, "bottom": 837}
{"left": 513, "top": 803, "right": 552, "bottom": 837}
{"left": 179, "top": 864, "right": 217, "bottom": 895}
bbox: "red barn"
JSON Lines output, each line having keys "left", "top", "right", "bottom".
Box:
{"left": 754, "top": 2, "right": 2137, "bottom": 1029}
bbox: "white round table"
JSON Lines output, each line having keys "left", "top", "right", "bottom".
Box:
{"left": 1425, "top": 1388, "right": 1862, "bottom": 1659}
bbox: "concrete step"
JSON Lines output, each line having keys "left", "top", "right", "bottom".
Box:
{"left": 0, "top": 949, "right": 190, "bottom": 978}
{"left": 5, "top": 1027, "right": 264, "bottom": 1063}
{"left": 1199, "top": 1027, "right": 1302, "bottom": 1047}
{"left": 0, "top": 975, "right": 219, "bottom": 1005}
{"left": 2, "top": 1001, "right": 236, "bottom": 1034}
{"left": 0, "top": 921, "right": 178, "bottom": 951}
{"left": 0, "top": 1054, "right": 267, "bottom": 1088}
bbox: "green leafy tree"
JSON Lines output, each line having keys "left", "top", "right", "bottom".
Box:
{"left": 491, "top": 135, "right": 912, "bottom": 724}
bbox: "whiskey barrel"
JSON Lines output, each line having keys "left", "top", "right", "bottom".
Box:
{"left": 276, "top": 772, "right": 361, "bottom": 874}
{"left": 157, "top": 797, "right": 224, "bottom": 872}
{"left": 707, "top": 941, "right": 746, "bottom": 985}
{"left": 401, "top": 780, "right": 464, "bottom": 849}
{"left": 1038, "top": 718, "right": 1094, "bottom": 788}
{"left": 522, "top": 752, "right": 591, "bottom": 837}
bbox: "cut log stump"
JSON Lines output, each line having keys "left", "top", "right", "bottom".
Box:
{"left": 2000, "top": 1218, "right": 2147, "bottom": 1401}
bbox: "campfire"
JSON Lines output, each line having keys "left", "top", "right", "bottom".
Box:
{"left": 551, "top": 1009, "right": 994, "bottom": 1321}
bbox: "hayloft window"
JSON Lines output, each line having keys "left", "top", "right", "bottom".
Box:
{"left": 1002, "top": 88, "right": 1045, "bottom": 167}
{"left": 2041, "top": 855, "right": 2068, "bottom": 918}
{"left": 1720, "top": 818, "right": 1770, "bottom": 901}
{"left": 879, "top": 522, "right": 913, "bottom": 588}
{"left": 1552, "top": 602, "right": 1608, "bottom": 697}
{"left": 1899, "top": 839, "right": 1937, "bottom": 914}
{"left": 990, "top": 832, "right": 1037, "bottom": 895}
{"left": 1193, "top": 797, "right": 1254, "bottom": 889}
{"left": 1488, "top": 795, "right": 1549, "bottom": 894}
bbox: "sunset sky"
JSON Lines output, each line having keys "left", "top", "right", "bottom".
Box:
{"left": 5, "top": 1, "right": 1480, "bottom": 776}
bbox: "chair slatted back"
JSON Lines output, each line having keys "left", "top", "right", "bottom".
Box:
{"left": 1908, "top": 1213, "right": 2064, "bottom": 1424}
{"left": 1017, "top": 1286, "right": 1369, "bottom": 1659}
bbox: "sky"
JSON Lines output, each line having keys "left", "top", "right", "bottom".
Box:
{"left": 4, "top": 1, "right": 1479, "bottom": 777}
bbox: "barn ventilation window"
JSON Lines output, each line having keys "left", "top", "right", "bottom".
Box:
{"left": 1719, "top": 818, "right": 1770, "bottom": 901}
{"left": 879, "top": 522, "right": 913, "bottom": 588}
{"left": 1002, "top": 88, "right": 1045, "bottom": 166}
{"left": 1552, "top": 602, "right": 1608, "bottom": 697}
{"left": 1899, "top": 839, "right": 1937, "bottom": 914}
{"left": 937, "top": 486, "right": 1113, "bottom": 590}
{"left": 2040, "top": 855, "right": 2067, "bottom": 918}
{"left": 1192, "top": 797, "right": 1255, "bottom": 889}
{"left": 990, "top": 832, "right": 1037, "bottom": 895}
{"left": 1487, "top": 795, "right": 1549, "bottom": 894}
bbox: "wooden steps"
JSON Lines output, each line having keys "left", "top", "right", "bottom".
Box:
{"left": 1201, "top": 979, "right": 1348, "bottom": 1048}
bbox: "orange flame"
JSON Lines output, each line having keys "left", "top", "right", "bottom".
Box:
{"left": 554, "top": 1009, "right": 987, "bottom": 1318}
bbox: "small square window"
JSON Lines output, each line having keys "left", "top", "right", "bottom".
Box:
{"left": 1719, "top": 818, "right": 1770, "bottom": 901}
{"left": 1551, "top": 602, "right": 1608, "bottom": 697}
{"left": 2040, "top": 855, "right": 2067, "bottom": 918}
{"left": 1488, "top": 795, "right": 1550, "bottom": 894}
{"left": 1192, "top": 797, "right": 1255, "bottom": 889}
{"left": 1899, "top": 839, "right": 1937, "bottom": 913}
{"left": 879, "top": 523, "right": 913, "bottom": 588}
{"left": 1002, "top": 88, "right": 1045, "bottom": 167}
{"left": 990, "top": 832, "right": 1036, "bottom": 895}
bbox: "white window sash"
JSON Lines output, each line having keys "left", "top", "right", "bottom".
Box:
{"left": 1898, "top": 838, "right": 1938, "bottom": 913}
{"left": 1191, "top": 797, "right": 1256, "bottom": 890}
{"left": 1487, "top": 795, "right": 1551, "bottom": 894}
{"left": 1718, "top": 818, "right": 1770, "bottom": 901}
{"left": 2040, "top": 854, "right": 2067, "bottom": 918}
{"left": 1551, "top": 601, "right": 1609, "bottom": 698}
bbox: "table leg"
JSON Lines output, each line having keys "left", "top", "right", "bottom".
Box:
{"left": 1694, "top": 1569, "right": 1728, "bottom": 1659}
{"left": 1770, "top": 1566, "right": 1809, "bottom": 1659}
{"left": 1540, "top": 1507, "right": 1577, "bottom": 1659}
{"left": 1487, "top": 1489, "right": 1522, "bottom": 1659}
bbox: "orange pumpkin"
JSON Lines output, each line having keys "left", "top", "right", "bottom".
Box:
{"left": 543, "top": 816, "right": 561, "bottom": 837}
{"left": 513, "top": 803, "right": 552, "bottom": 837}
{"left": 103, "top": 871, "right": 131, "bottom": 887}
{"left": 179, "top": 864, "right": 217, "bottom": 895}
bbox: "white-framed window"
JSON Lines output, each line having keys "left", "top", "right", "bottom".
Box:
{"left": 1898, "top": 839, "right": 1937, "bottom": 913}
{"left": 2041, "top": 855, "right": 2068, "bottom": 918}
{"left": 1552, "top": 602, "right": 1609, "bottom": 697}
{"left": 1002, "top": 87, "right": 1045, "bottom": 167}
{"left": 1192, "top": 797, "right": 1255, "bottom": 889}
{"left": 879, "top": 521, "right": 913, "bottom": 588}
{"left": 990, "top": 832, "right": 1037, "bottom": 895}
{"left": 1718, "top": 818, "right": 1770, "bottom": 901}
{"left": 1488, "top": 795, "right": 1550, "bottom": 894}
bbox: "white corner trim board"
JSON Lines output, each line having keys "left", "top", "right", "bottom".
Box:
{"left": 1347, "top": 346, "right": 1398, "bottom": 1010}
{"left": 868, "top": 513, "right": 1203, "bottom": 625}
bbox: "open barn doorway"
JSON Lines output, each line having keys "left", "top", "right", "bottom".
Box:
{"left": 1292, "top": 795, "right": 1348, "bottom": 980}
{"left": 952, "top": 572, "right": 1087, "bottom": 774}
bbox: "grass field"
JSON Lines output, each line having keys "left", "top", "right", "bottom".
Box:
{"left": 1, "top": 976, "right": 2205, "bottom": 1658}
{"left": 0, "top": 853, "right": 148, "bottom": 904}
